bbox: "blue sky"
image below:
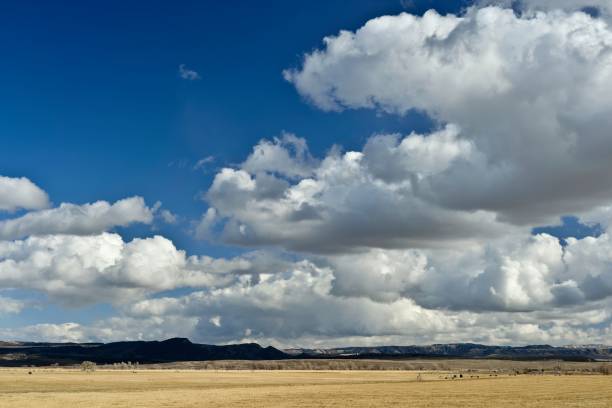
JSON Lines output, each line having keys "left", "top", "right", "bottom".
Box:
{"left": 1, "top": 0, "right": 612, "bottom": 346}
{"left": 0, "top": 0, "right": 457, "bottom": 254}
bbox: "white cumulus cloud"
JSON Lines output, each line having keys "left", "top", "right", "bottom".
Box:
{"left": 0, "top": 233, "right": 288, "bottom": 306}
{"left": 0, "top": 196, "right": 154, "bottom": 240}
{"left": 0, "top": 176, "right": 49, "bottom": 212}
{"left": 285, "top": 7, "right": 612, "bottom": 225}
{"left": 203, "top": 128, "right": 520, "bottom": 253}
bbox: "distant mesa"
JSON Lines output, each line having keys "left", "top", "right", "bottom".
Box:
{"left": 0, "top": 337, "right": 287, "bottom": 366}
{"left": 0, "top": 339, "right": 610, "bottom": 366}
{"left": 285, "top": 343, "right": 612, "bottom": 362}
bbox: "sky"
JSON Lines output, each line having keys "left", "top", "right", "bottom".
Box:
{"left": 1, "top": 0, "right": 612, "bottom": 347}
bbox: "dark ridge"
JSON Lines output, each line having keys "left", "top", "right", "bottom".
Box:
{"left": 286, "top": 343, "right": 612, "bottom": 362}
{"left": 1, "top": 339, "right": 611, "bottom": 366}
{"left": 0, "top": 338, "right": 287, "bottom": 366}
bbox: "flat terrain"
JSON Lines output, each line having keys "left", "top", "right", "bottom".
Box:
{"left": 143, "top": 358, "right": 612, "bottom": 373}
{"left": 1, "top": 368, "right": 611, "bottom": 407}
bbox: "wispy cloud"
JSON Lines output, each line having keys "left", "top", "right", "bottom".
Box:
{"left": 399, "top": 0, "right": 415, "bottom": 10}
{"left": 178, "top": 64, "right": 201, "bottom": 80}
{"left": 193, "top": 156, "right": 215, "bottom": 171}
{"left": 160, "top": 209, "right": 178, "bottom": 225}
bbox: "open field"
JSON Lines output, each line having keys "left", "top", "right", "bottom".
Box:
{"left": 1, "top": 367, "right": 611, "bottom": 407}
{"left": 136, "top": 358, "right": 612, "bottom": 374}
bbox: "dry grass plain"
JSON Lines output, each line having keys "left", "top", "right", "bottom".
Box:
{"left": 1, "top": 365, "right": 611, "bottom": 407}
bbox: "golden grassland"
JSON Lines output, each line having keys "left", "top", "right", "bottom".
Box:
{"left": 1, "top": 366, "right": 611, "bottom": 407}
{"left": 139, "top": 358, "right": 612, "bottom": 373}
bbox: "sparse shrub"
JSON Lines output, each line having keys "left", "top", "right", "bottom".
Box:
{"left": 81, "top": 361, "right": 97, "bottom": 372}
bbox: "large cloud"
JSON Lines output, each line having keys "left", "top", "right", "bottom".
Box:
{"left": 0, "top": 176, "right": 49, "bottom": 212}
{"left": 0, "top": 196, "right": 154, "bottom": 240}
{"left": 124, "top": 264, "right": 459, "bottom": 345}
{"left": 1, "top": 227, "right": 611, "bottom": 345}
{"left": 122, "top": 274, "right": 611, "bottom": 346}
{"left": 5, "top": 227, "right": 612, "bottom": 315}
{"left": 284, "top": 7, "right": 612, "bottom": 225}
{"left": 4, "top": 256, "right": 608, "bottom": 346}
{"left": 114, "top": 239, "right": 612, "bottom": 345}
{"left": 0, "top": 233, "right": 273, "bottom": 306}
{"left": 329, "top": 227, "right": 612, "bottom": 313}
{"left": 202, "top": 128, "right": 521, "bottom": 253}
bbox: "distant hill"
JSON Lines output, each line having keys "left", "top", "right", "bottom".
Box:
{"left": 0, "top": 338, "right": 287, "bottom": 366}
{"left": 2, "top": 339, "right": 611, "bottom": 366}
{"left": 284, "top": 343, "right": 612, "bottom": 361}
